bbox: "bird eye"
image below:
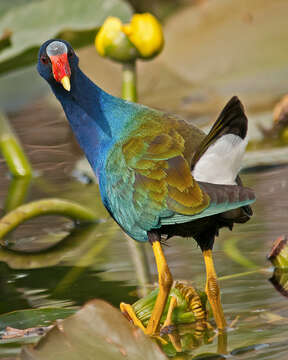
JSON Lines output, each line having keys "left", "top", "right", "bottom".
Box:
{"left": 40, "top": 55, "right": 49, "bottom": 65}
{"left": 68, "top": 50, "right": 74, "bottom": 58}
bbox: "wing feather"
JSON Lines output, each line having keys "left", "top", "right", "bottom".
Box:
{"left": 104, "top": 111, "right": 209, "bottom": 241}
{"left": 104, "top": 106, "right": 254, "bottom": 242}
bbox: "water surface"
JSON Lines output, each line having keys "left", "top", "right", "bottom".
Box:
{"left": 0, "top": 102, "right": 288, "bottom": 359}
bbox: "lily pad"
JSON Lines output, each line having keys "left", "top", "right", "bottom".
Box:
{"left": 21, "top": 300, "right": 167, "bottom": 360}
{"left": 0, "top": 308, "right": 75, "bottom": 334}
{"left": 0, "top": 308, "right": 75, "bottom": 359}
{"left": 0, "top": 0, "right": 133, "bottom": 75}
{"left": 163, "top": 0, "right": 288, "bottom": 107}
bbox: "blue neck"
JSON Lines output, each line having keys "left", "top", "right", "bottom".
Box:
{"left": 50, "top": 67, "right": 134, "bottom": 173}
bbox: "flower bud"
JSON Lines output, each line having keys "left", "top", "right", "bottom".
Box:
{"left": 95, "top": 17, "right": 138, "bottom": 62}
{"left": 122, "top": 13, "right": 164, "bottom": 59}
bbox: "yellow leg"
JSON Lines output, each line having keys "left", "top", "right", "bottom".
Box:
{"left": 146, "top": 239, "right": 173, "bottom": 335}
{"left": 120, "top": 237, "right": 173, "bottom": 337}
{"left": 168, "top": 332, "right": 182, "bottom": 353}
{"left": 120, "top": 303, "right": 146, "bottom": 332}
{"left": 160, "top": 296, "right": 182, "bottom": 352}
{"left": 203, "top": 249, "right": 227, "bottom": 330}
{"left": 161, "top": 296, "right": 177, "bottom": 330}
{"left": 120, "top": 302, "right": 168, "bottom": 345}
{"left": 217, "top": 329, "right": 228, "bottom": 355}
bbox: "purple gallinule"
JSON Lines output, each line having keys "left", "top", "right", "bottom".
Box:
{"left": 37, "top": 39, "right": 255, "bottom": 335}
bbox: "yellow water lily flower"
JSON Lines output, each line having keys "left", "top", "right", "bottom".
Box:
{"left": 95, "top": 17, "right": 138, "bottom": 62}
{"left": 122, "top": 13, "right": 164, "bottom": 59}
{"left": 95, "top": 17, "right": 122, "bottom": 56}
{"left": 95, "top": 13, "right": 164, "bottom": 62}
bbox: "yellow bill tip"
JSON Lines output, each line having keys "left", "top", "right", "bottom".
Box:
{"left": 61, "top": 76, "right": 71, "bottom": 91}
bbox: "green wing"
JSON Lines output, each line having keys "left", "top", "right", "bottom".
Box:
{"left": 104, "top": 102, "right": 254, "bottom": 242}
{"left": 104, "top": 110, "right": 209, "bottom": 242}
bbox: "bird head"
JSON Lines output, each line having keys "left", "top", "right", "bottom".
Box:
{"left": 37, "top": 39, "right": 79, "bottom": 92}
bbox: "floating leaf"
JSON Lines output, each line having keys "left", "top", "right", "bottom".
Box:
{"left": 0, "top": 342, "right": 23, "bottom": 359}
{"left": 0, "top": 0, "right": 133, "bottom": 74}
{"left": 164, "top": 0, "right": 288, "bottom": 107}
{"left": 21, "top": 300, "right": 167, "bottom": 360}
{"left": 0, "top": 308, "right": 75, "bottom": 334}
{"left": 0, "top": 308, "right": 75, "bottom": 359}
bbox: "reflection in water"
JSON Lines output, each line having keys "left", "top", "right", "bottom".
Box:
{"left": 270, "top": 269, "right": 288, "bottom": 298}
{"left": 0, "top": 223, "right": 110, "bottom": 267}
{"left": 0, "top": 261, "right": 137, "bottom": 314}
{"left": 161, "top": 322, "right": 216, "bottom": 357}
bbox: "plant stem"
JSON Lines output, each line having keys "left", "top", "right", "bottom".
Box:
{"left": 0, "top": 198, "right": 97, "bottom": 246}
{"left": 126, "top": 234, "right": 151, "bottom": 296}
{"left": 0, "top": 111, "right": 32, "bottom": 177}
{"left": 122, "top": 61, "right": 137, "bottom": 102}
{"left": 218, "top": 268, "right": 269, "bottom": 281}
{"left": 53, "top": 226, "right": 109, "bottom": 295}
{"left": 121, "top": 60, "right": 151, "bottom": 295}
{"left": 223, "top": 236, "right": 258, "bottom": 269}
{"left": 4, "top": 176, "right": 31, "bottom": 213}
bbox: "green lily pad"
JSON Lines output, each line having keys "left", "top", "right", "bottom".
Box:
{"left": 0, "top": 0, "right": 133, "bottom": 75}
{"left": 164, "top": 0, "right": 288, "bottom": 107}
{"left": 0, "top": 308, "right": 75, "bottom": 333}
{"left": 0, "top": 308, "right": 76, "bottom": 359}
{"left": 0, "top": 0, "right": 38, "bottom": 15}
{"left": 21, "top": 300, "right": 167, "bottom": 360}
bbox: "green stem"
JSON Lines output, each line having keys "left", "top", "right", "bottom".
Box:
{"left": 53, "top": 226, "right": 108, "bottom": 295}
{"left": 0, "top": 111, "right": 32, "bottom": 177}
{"left": 223, "top": 236, "right": 258, "bottom": 269}
{"left": 122, "top": 61, "right": 137, "bottom": 102}
{"left": 125, "top": 234, "right": 151, "bottom": 297}
{"left": 4, "top": 176, "right": 31, "bottom": 213}
{"left": 0, "top": 198, "right": 97, "bottom": 246}
{"left": 121, "top": 61, "right": 151, "bottom": 295}
{"left": 218, "top": 268, "right": 269, "bottom": 281}
{"left": 122, "top": 61, "right": 150, "bottom": 296}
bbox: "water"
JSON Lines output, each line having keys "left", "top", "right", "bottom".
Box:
{"left": 0, "top": 101, "right": 288, "bottom": 359}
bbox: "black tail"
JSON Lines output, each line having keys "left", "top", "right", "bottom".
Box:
{"left": 191, "top": 96, "right": 248, "bottom": 168}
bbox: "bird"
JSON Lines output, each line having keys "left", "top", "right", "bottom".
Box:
{"left": 37, "top": 39, "right": 255, "bottom": 336}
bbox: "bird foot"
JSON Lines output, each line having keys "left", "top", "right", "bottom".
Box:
{"left": 120, "top": 302, "right": 169, "bottom": 344}
{"left": 205, "top": 277, "right": 227, "bottom": 330}
{"left": 120, "top": 296, "right": 178, "bottom": 336}
{"left": 120, "top": 302, "right": 148, "bottom": 333}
